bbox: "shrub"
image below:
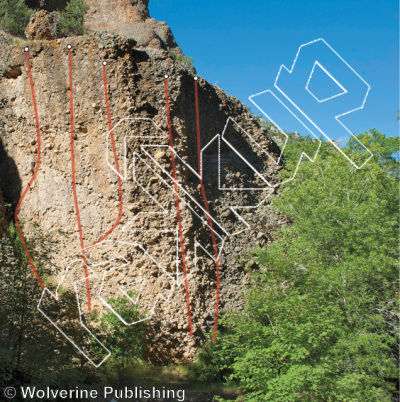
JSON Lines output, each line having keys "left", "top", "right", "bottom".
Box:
{"left": 95, "top": 292, "right": 147, "bottom": 379}
{"left": 188, "top": 339, "right": 235, "bottom": 384}
{"left": 170, "top": 51, "right": 194, "bottom": 68}
{"left": 58, "top": 0, "right": 89, "bottom": 37}
{"left": 0, "top": 0, "right": 33, "bottom": 37}
{"left": 0, "top": 221, "right": 90, "bottom": 390}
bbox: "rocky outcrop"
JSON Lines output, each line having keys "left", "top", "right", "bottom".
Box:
{"left": 27, "top": 0, "right": 183, "bottom": 54}
{"left": 0, "top": 30, "right": 13, "bottom": 46}
{"left": 85, "top": 0, "right": 183, "bottom": 54}
{"left": 109, "top": 18, "right": 183, "bottom": 54}
{"left": 28, "top": 0, "right": 151, "bottom": 26}
{"left": 85, "top": 0, "right": 150, "bottom": 28}
{"left": 0, "top": 6, "right": 284, "bottom": 364}
{"left": 25, "top": 10, "right": 59, "bottom": 41}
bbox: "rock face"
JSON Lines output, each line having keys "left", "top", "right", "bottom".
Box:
{"left": 85, "top": 0, "right": 150, "bottom": 28}
{"left": 85, "top": 0, "right": 183, "bottom": 54}
{"left": 25, "top": 10, "right": 59, "bottom": 41}
{"left": 27, "top": 0, "right": 183, "bottom": 54}
{"left": 0, "top": 2, "right": 284, "bottom": 364}
{"left": 109, "top": 18, "right": 183, "bottom": 54}
{"left": 0, "top": 30, "right": 13, "bottom": 46}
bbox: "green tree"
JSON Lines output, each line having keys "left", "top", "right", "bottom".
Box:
{"left": 194, "top": 131, "right": 399, "bottom": 401}
{"left": 347, "top": 129, "right": 399, "bottom": 176}
{"left": 0, "top": 0, "right": 33, "bottom": 37}
{"left": 0, "top": 221, "right": 93, "bottom": 390}
{"left": 98, "top": 293, "right": 146, "bottom": 379}
{"left": 58, "top": 0, "right": 89, "bottom": 37}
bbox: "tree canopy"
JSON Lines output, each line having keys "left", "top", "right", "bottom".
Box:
{"left": 193, "top": 130, "right": 399, "bottom": 401}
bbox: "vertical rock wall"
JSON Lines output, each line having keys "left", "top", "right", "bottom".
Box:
{"left": 0, "top": 8, "right": 284, "bottom": 363}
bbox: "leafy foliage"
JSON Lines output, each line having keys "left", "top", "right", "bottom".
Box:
{"left": 58, "top": 0, "right": 89, "bottom": 37}
{"left": 170, "top": 51, "right": 194, "bottom": 68}
{"left": 193, "top": 131, "right": 399, "bottom": 401}
{"left": 0, "top": 0, "right": 33, "bottom": 37}
{"left": 188, "top": 339, "right": 236, "bottom": 384}
{"left": 0, "top": 214, "right": 147, "bottom": 390}
{"left": 0, "top": 221, "right": 91, "bottom": 390}
{"left": 96, "top": 292, "right": 146, "bottom": 378}
{"left": 347, "top": 128, "right": 399, "bottom": 175}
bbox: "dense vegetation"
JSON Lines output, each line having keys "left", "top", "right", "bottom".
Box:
{"left": 0, "top": 0, "right": 89, "bottom": 38}
{"left": 191, "top": 130, "right": 399, "bottom": 401}
{"left": 58, "top": 0, "right": 89, "bottom": 37}
{"left": 0, "top": 219, "right": 147, "bottom": 393}
{"left": 0, "top": 221, "right": 87, "bottom": 390}
{"left": 0, "top": 0, "right": 33, "bottom": 37}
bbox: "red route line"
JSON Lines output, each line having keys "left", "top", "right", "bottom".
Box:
{"left": 68, "top": 47, "right": 91, "bottom": 311}
{"left": 14, "top": 50, "right": 45, "bottom": 290}
{"left": 15, "top": 50, "right": 122, "bottom": 306}
{"left": 87, "top": 63, "right": 123, "bottom": 248}
{"left": 194, "top": 78, "right": 220, "bottom": 342}
{"left": 164, "top": 76, "right": 193, "bottom": 337}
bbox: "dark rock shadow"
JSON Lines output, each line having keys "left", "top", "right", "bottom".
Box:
{"left": 0, "top": 136, "right": 21, "bottom": 216}
{"left": 26, "top": 0, "right": 69, "bottom": 12}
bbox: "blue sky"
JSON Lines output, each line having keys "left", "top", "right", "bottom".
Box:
{"left": 149, "top": 0, "right": 399, "bottom": 142}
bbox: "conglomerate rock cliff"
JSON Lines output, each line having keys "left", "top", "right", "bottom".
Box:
{"left": 27, "top": 0, "right": 184, "bottom": 54}
{"left": 0, "top": 1, "right": 284, "bottom": 364}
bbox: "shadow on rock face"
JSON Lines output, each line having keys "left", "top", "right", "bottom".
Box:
{"left": 0, "top": 136, "right": 21, "bottom": 216}
{"left": 25, "top": 0, "right": 69, "bottom": 12}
